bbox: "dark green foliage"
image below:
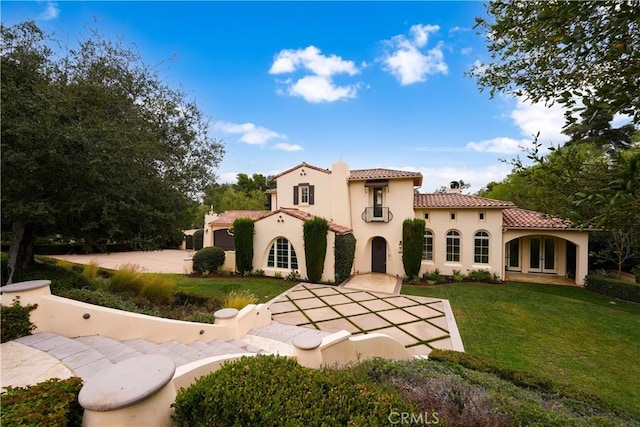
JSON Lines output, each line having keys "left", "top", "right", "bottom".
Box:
{"left": 2, "top": 256, "right": 92, "bottom": 291}
{"left": 192, "top": 247, "right": 226, "bottom": 273}
{"left": 1, "top": 377, "right": 84, "bottom": 426}
{"left": 402, "top": 218, "right": 425, "bottom": 279}
{"left": 172, "top": 355, "right": 411, "bottom": 427}
{"left": 334, "top": 233, "right": 356, "bottom": 284}
{"left": 585, "top": 274, "right": 640, "bottom": 303}
{"left": 233, "top": 218, "right": 254, "bottom": 274}
{"left": 303, "top": 217, "right": 328, "bottom": 283}
{"left": 193, "top": 229, "right": 204, "bottom": 251}
{"left": 1, "top": 299, "right": 37, "bottom": 343}
{"left": 466, "top": 269, "right": 494, "bottom": 283}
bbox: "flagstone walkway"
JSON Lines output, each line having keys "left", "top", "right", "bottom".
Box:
{"left": 269, "top": 283, "right": 464, "bottom": 356}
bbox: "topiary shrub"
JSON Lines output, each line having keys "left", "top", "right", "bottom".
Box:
{"left": 233, "top": 218, "right": 254, "bottom": 274}
{"left": 1, "top": 298, "right": 37, "bottom": 343}
{"left": 402, "top": 218, "right": 425, "bottom": 279}
{"left": 193, "top": 229, "right": 204, "bottom": 251}
{"left": 335, "top": 233, "right": 356, "bottom": 284}
{"left": 303, "top": 216, "right": 328, "bottom": 283}
{"left": 1, "top": 377, "right": 84, "bottom": 426}
{"left": 193, "top": 247, "right": 226, "bottom": 273}
{"left": 585, "top": 274, "right": 640, "bottom": 302}
{"left": 172, "top": 355, "right": 411, "bottom": 427}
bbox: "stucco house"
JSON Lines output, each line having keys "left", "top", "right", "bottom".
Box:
{"left": 204, "top": 160, "right": 589, "bottom": 285}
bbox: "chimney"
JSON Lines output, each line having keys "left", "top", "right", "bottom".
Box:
{"left": 447, "top": 181, "right": 461, "bottom": 194}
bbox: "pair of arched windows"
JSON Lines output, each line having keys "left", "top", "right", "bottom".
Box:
{"left": 424, "top": 230, "right": 489, "bottom": 264}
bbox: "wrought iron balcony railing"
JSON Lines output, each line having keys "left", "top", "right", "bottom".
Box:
{"left": 361, "top": 207, "right": 393, "bottom": 223}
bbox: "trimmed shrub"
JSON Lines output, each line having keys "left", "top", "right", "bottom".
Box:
{"left": 140, "top": 275, "right": 176, "bottom": 305}
{"left": 335, "top": 233, "right": 356, "bottom": 284}
{"left": 402, "top": 218, "right": 425, "bottom": 279}
{"left": 233, "top": 218, "right": 254, "bottom": 274}
{"left": 585, "top": 274, "right": 640, "bottom": 302}
{"left": 303, "top": 217, "right": 329, "bottom": 283}
{"left": 193, "top": 229, "right": 204, "bottom": 251}
{"left": 192, "top": 247, "right": 226, "bottom": 273}
{"left": 467, "top": 269, "right": 494, "bottom": 283}
{"left": 172, "top": 355, "right": 411, "bottom": 427}
{"left": 1, "top": 299, "right": 37, "bottom": 343}
{"left": 108, "top": 264, "right": 145, "bottom": 294}
{"left": 1, "top": 377, "right": 84, "bottom": 426}
{"left": 221, "top": 289, "right": 258, "bottom": 309}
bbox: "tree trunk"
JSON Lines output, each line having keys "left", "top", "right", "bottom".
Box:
{"left": 6, "top": 222, "right": 36, "bottom": 285}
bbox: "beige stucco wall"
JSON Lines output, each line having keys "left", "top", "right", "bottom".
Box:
{"left": 349, "top": 179, "right": 417, "bottom": 277}
{"left": 415, "top": 208, "right": 505, "bottom": 279}
{"left": 274, "top": 165, "right": 332, "bottom": 217}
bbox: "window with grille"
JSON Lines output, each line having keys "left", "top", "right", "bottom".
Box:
{"left": 268, "top": 237, "right": 299, "bottom": 269}
{"left": 446, "top": 230, "right": 461, "bottom": 262}
{"left": 474, "top": 231, "right": 489, "bottom": 264}
{"left": 423, "top": 230, "right": 434, "bottom": 261}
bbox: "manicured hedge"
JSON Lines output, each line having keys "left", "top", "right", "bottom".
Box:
{"left": 233, "top": 218, "right": 254, "bottom": 274}
{"left": 1, "top": 377, "right": 84, "bottom": 426}
{"left": 584, "top": 274, "right": 640, "bottom": 303}
{"left": 402, "top": 218, "right": 425, "bottom": 279}
{"left": 335, "top": 233, "right": 356, "bottom": 284}
{"left": 192, "top": 247, "right": 226, "bottom": 273}
{"left": 303, "top": 217, "right": 328, "bottom": 283}
{"left": 172, "top": 355, "right": 411, "bottom": 427}
{"left": 193, "top": 229, "right": 204, "bottom": 251}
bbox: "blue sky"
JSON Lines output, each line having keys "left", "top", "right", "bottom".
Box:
{"left": 3, "top": 1, "right": 574, "bottom": 193}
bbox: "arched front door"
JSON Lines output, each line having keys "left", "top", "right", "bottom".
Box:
{"left": 371, "top": 237, "right": 387, "bottom": 273}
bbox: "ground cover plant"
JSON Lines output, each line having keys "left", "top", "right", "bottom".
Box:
{"left": 402, "top": 281, "right": 640, "bottom": 418}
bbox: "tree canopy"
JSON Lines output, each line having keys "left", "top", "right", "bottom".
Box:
{"left": 470, "top": 1, "right": 640, "bottom": 126}
{"left": 1, "top": 21, "right": 224, "bottom": 281}
{"left": 203, "top": 173, "right": 275, "bottom": 213}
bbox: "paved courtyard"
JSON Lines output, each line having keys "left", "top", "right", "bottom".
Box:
{"left": 270, "top": 283, "right": 464, "bottom": 356}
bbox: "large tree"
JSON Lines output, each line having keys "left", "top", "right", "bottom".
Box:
{"left": 1, "top": 21, "right": 224, "bottom": 282}
{"left": 470, "top": 1, "right": 640, "bottom": 126}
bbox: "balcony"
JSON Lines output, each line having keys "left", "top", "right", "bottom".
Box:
{"left": 361, "top": 207, "right": 393, "bottom": 223}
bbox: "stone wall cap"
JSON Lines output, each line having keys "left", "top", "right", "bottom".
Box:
{"left": 293, "top": 334, "right": 322, "bottom": 350}
{"left": 78, "top": 355, "right": 176, "bottom": 411}
{"left": 0, "top": 280, "right": 51, "bottom": 293}
{"left": 214, "top": 308, "right": 239, "bottom": 319}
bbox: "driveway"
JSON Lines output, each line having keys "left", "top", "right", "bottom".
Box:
{"left": 50, "top": 250, "right": 192, "bottom": 274}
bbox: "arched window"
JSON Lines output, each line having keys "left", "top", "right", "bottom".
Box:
{"left": 446, "top": 230, "right": 461, "bottom": 262}
{"left": 267, "top": 238, "right": 299, "bottom": 270}
{"left": 423, "top": 230, "right": 434, "bottom": 261}
{"left": 474, "top": 231, "right": 490, "bottom": 264}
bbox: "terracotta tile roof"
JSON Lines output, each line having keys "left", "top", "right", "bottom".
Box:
{"left": 503, "top": 208, "right": 575, "bottom": 229}
{"left": 263, "top": 208, "right": 353, "bottom": 235}
{"left": 273, "top": 162, "right": 331, "bottom": 179}
{"left": 208, "top": 210, "right": 270, "bottom": 226}
{"left": 414, "top": 193, "right": 515, "bottom": 208}
{"left": 349, "top": 168, "right": 423, "bottom": 186}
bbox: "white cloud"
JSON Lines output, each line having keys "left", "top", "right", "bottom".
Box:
{"left": 214, "top": 121, "right": 285, "bottom": 145}
{"left": 38, "top": 1, "right": 60, "bottom": 20}
{"left": 269, "top": 46, "right": 361, "bottom": 103}
{"left": 460, "top": 47, "right": 473, "bottom": 55}
{"left": 612, "top": 113, "right": 633, "bottom": 128}
{"left": 466, "top": 137, "right": 529, "bottom": 154}
{"left": 269, "top": 45, "right": 358, "bottom": 77}
{"left": 219, "top": 172, "right": 239, "bottom": 184}
{"left": 288, "top": 75, "right": 358, "bottom": 103}
{"left": 273, "top": 142, "right": 303, "bottom": 152}
{"left": 380, "top": 24, "right": 448, "bottom": 85}
{"left": 510, "top": 97, "right": 568, "bottom": 144}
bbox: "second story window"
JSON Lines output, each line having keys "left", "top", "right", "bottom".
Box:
{"left": 293, "top": 184, "right": 314, "bottom": 205}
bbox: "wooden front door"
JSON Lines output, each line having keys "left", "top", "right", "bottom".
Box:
{"left": 371, "top": 237, "right": 386, "bottom": 273}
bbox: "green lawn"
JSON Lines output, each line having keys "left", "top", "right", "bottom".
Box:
{"left": 402, "top": 281, "right": 640, "bottom": 418}
{"left": 160, "top": 274, "right": 295, "bottom": 304}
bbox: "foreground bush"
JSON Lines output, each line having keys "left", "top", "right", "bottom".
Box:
{"left": 1, "top": 299, "right": 37, "bottom": 343}
{"left": 139, "top": 274, "right": 176, "bottom": 305}
{"left": 221, "top": 289, "right": 258, "bottom": 309}
{"left": 192, "top": 247, "right": 225, "bottom": 273}
{"left": 1, "top": 377, "right": 83, "bottom": 426}
{"left": 585, "top": 274, "right": 640, "bottom": 303}
{"left": 108, "top": 264, "right": 145, "bottom": 294}
{"left": 172, "top": 355, "right": 411, "bottom": 426}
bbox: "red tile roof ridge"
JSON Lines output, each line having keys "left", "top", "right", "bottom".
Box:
{"left": 272, "top": 162, "right": 331, "bottom": 179}
{"left": 502, "top": 207, "right": 576, "bottom": 229}
{"left": 414, "top": 193, "right": 515, "bottom": 208}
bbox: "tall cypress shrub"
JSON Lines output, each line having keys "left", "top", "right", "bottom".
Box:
{"left": 303, "top": 217, "right": 329, "bottom": 283}
{"left": 233, "top": 218, "right": 255, "bottom": 274}
{"left": 402, "top": 218, "right": 425, "bottom": 279}
{"left": 334, "top": 233, "right": 356, "bottom": 284}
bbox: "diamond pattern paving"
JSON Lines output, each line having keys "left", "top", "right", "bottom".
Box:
{"left": 269, "top": 282, "right": 463, "bottom": 356}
